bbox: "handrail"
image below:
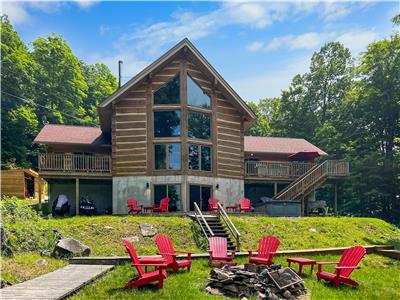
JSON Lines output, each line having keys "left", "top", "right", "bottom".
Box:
{"left": 38, "top": 153, "right": 111, "bottom": 173}
{"left": 245, "top": 160, "right": 315, "bottom": 178}
{"left": 194, "top": 202, "right": 214, "bottom": 237}
{"left": 217, "top": 202, "right": 240, "bottom": 251}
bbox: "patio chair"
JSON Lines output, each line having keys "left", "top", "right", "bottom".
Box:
{"left": 208, "top": 198, "right": 221, "bottom": 212}
{"left": 317, "top": 245, "right": 366, "bottom": 287}
{"left": 127, "top": 198, "right": 142, "bottom": 214}
{"left": 122, "top": 239, "right": 167, "bottom": 289}
{"left": 153, "top": 197, "right": 169, "bottom": 213}
{"left": 239, "top": 198, "right": 254, "bottom": 212}
{"left": 208, "top": 236, "right": 235, "bottom": 267}
{"left": 248, "top": 236, "right": 280, "bottom": 266}
{"left": 155, "top": 234, "right": 192, "bottom": 273}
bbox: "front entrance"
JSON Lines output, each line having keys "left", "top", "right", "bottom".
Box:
{"left": 189, "top": 185, "right": 212, "bottom": 211}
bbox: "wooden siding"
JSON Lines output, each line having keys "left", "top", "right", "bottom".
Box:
{"left": 0, "top": 169, "right": 46, "bottom": 200}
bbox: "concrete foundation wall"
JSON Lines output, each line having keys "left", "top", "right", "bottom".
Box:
{"left": 113, "top": 175, "right": 244, "bottom": 214}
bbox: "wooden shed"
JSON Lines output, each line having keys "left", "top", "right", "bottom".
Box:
{"left": 1, "top": 169, "right": 46, "bottom": 201}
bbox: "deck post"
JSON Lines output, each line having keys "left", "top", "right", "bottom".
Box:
{"left": 75, "top": 178, "right": 80, "bottom": 216}
{"left": 333, "top": 182, "right": 338, "bottom": 216}
{"left": 38, "top": 176, "right": 42, "bottom": 210}
{"left": 300, "top": 197, "right": 305, "bottom": 217}
{"left": 274, "top": 183, "right": 278, "bottom": 196}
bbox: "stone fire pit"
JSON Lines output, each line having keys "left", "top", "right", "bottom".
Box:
{"left": 205, "top": 263, "right": 308, "bottom": 300}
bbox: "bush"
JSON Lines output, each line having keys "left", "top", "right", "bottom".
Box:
{"left": 1, "top": 197, "right": 58, "bottom": 256}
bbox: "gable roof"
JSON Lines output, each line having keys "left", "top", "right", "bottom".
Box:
{"left": 98, "top": 38, "right": 256, "bottom": 132}
{"left": 244, "top": 136, "right": 328, "bottom": 156}
{"left": 33, "top": 124, "right": 110, "bottom": 145}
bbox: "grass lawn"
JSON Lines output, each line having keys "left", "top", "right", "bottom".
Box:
{"left": 70, "top": 254, "right": 400, "bottom": 300}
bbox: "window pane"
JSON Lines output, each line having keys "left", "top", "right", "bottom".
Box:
{"left": 154, "top": 144, "right": 166, "bottom": 170}
{"left": 154, "top": 111, "right": 181, "bottom": 137}
{"left": 154, "top": 185, "right": 167, "bottom": 206}
{"left": 188, "top": 111, "right": 211, "bottom": 140}
{"left": 187, "top": 75, "right": 210, "bottom": 108}
{"left": 167, "top": 144, "right": 181, "bottom": 170}
{"left": 168, "top": 184, "right": 181, "bottom": 211}
{"left": 154, "top": 74, "right": 180, "bottom": 105}
{"left": 188, "top": 144, "right": 199, "bottom": 170}
{"left": 201, "top": 146, "right": 212, "bottom": 171}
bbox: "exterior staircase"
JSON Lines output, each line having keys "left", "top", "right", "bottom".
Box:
{"left": 191, "top": 202, "right": 240, "bottom": 251}
{"left": 273, "top": 160, "right": 349, "bottom": 201}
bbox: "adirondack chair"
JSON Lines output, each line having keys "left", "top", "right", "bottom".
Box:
{"left": 208, "top": 198, "right": 221, "bottom": 212}
{"left": 155, "top": 234, "right": 192, "bottom": 273}
{"left": 208, "top": 236, "right": 235, "bottom": 267}
{"left": 317, "top": 245, "right": 366, "bottom": 287}
{"left": 248, "top": 236, "right": 280, "bottom": 266}
{"left": 239, "top": 198, "right": 254, "bottom": 212}
{"left": 122, "top": 239, "right": 167, "bottom": 289}
{"left": 153, "top": 197, "right": 169, "bottom": 213}
{"left": 127, "top": 198, "right": 142, "bottom": 214}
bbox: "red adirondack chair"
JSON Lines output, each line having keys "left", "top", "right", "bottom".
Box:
{"left": 239, "top": 198, "right": 254, "bottom": 212}
{"left": 153, "top": 197, "right": 169, "bottom": 213}
{"left": 248, "top": 236, "right": 280, "bottom": 266}
{"left": 122, "top": 239, "right": 167, "bottom": 289}
{"left": 208, "top": 198, "right": 221, "bottom": 212}
{"left": 155, "top": 234, "right": 192, "bottom": 273}
{"left": 317, "top": 245, "right": 366, "bottom": 287}
{"left": 208, "top": 236, "right": 235, "bottom": 267}
{"left": 127, "top": 198, "right": 142, "bottom": 214}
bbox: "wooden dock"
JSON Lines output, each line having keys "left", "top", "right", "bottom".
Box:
{"left": 0, "top": 264, "right": 114, "bottom": 300}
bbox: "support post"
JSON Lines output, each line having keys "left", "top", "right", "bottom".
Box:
{"left": 274, "top": 183, "right": 278, "bottom": 196}
{"left": 38, "top": 176, "right": 42, "bottom": 210}
{"left": 333, "top": 182, "right": 338, "bottom": 216}
{"left": 75, "top": 178, "right": 80, "bottom": 216}
{"left": 300, "top": 197, "right": 305, "bottom": 217}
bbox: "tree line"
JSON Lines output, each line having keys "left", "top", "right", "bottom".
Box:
{"left": 1, "top": 15, "right": 118, "bottom": 169}
{"left": 246, "top": 15, "right": 400, "bottom": 223}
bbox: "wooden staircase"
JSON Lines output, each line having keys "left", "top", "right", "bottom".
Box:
{"left": 273, "top": 160, "right": 349, "bottom": 201}
{"left": 191, "top": 202, "right": 240, "bottom": 251}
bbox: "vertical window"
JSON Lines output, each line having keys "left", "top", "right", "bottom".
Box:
{"left": 188, "top": 144, "right": 212, "bottom": 171}
{"left": 187, "top": 75, "right": 211, "bottom": 108}
{"left": 154, "top": 74, "right": 180, "bottom": 105}
{"left": 188, "top": 111, "right": 211, "bottom": 140}
{"left": 154, "top": 111, "right": 181, "bottom": 137}
{"left": 155, "top": 144, "right": 181, "bottom": 170}
{"left": 154, "top": 184, "right": 181, "bottom": 211}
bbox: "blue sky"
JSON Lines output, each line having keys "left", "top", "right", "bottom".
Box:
{"left": 3, "top": 1, "right": 399, "bottom": 102}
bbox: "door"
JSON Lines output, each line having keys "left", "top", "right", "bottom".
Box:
{"left": 189, "top": 185, "right": 212, "bottom": 211}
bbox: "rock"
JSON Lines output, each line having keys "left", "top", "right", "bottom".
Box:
{"left": 205, "top": 286, "right": 224, "bottom": 296}
{"left": 0, "top": 227, "right": 13, "bottom": 257}
{"left": 244, "top": 263, "right": 258, "bottom": 273}
{"left": 53, "top": 238, "right": 91, "bottom": 258}
{"left": 282, "top": 290, "right": 292, "bottom": 300}
{"left": 140, "top": 223, "right": 158, "bottom": 237}
{"left": 309, "top": 228, "right": 317, "bottom": 233}
{"left": 36, "top": 259, "right": 47, "bottom": 266}
{"left": 1, "top": 278, "right": 12, "bottom": 288}
{"left": 89, "top": 223, "right": 98, "bottom": 227}
{"left": 104, "top": 226, "right": 113, "bottom": 230}
{"left": 123, "top": 236, "right": 139, "bottom": 243}
{"left": 224, "top": 284, "right": 239, "bottom": 294}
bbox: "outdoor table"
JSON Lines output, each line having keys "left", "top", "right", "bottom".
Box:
{"left": 143, "top": 206, "right": 154, "bottom": 213}
{"left": 287, "top": 257, "right": 316, "bottom": 275}
{"left": 226, "top": 205, "right": 238, "bottom": 212}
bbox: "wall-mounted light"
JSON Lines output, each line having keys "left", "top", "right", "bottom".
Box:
{"left": 216, "top": 184, "right": 219, "bottom": 190}
{"left": 146, "top": 182, "right": 150, "bottom": 189}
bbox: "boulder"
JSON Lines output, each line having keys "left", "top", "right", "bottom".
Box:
{"left": 53, "top": 238, "right": 91, "bottom": 258}
{"left": 140, "top": 223, "right": 158, "bottom": 237}
{"left": 0, "top": 227, "right": 13, "bottom": 257}
{"left": 123, "top": 236, "right": 139, "bottom": 243}
{"left": 36, "top": 259, "right": 47, "bottom": 266}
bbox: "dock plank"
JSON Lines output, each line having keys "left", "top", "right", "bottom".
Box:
{"left": 0, "top": 264, "right": 114, "bottom": 300}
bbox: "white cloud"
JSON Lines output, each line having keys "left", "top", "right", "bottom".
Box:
{"left": 74, "top": 1, "right": 99, "bottom": 10}
{"left": 336, "top": 29, "right": 378, "bottom": 54}
{"left": 247, "top": 41, "right": 264, "bottom": 52}
{"left": 99, "top": 24, "right": 110, "bottom": 36}
{"left": 1, "top": 2, "right": 30, "bottom": 24}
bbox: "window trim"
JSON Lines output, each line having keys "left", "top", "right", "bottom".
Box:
{"left": 154, "top": 143, "right": 182, "bottom": 171}
{"left": 188, "top": 143, "right": 212, "bottom": 172}
{"left": 153, "top": 110, "right": 182, "bottom": 139}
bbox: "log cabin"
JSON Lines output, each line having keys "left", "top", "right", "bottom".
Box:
{"left": 34, "top": 39, "right": 349, "bottom": 216}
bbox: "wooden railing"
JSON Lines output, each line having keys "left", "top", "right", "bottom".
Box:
{"left": 217, "top": 202, "right": 240, "bottom": 251}
{"left": 245, "top": 161, "right": 315, "bottom": 178}
{"left": 274, "top": 160, "right": 349, "bottom": 201}
{"left": 38, "top": 153, "right": 111, "bottom": 173}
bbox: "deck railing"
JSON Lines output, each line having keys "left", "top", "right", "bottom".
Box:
{"left": 245, "top": 161, "right": 315, "bottom": 178}
{"left": 38, "top": 153, "right": 111, "bottom": 173}
{"left": 217, "top": 202, "right": 240, "bottom": 251}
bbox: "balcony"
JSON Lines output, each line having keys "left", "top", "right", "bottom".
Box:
{"left": 38, "top": 153, "right": 112, "bottom": 176}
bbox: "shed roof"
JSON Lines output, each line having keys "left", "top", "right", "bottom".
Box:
{"left": 33, "top": 124, "right": 109, "bottom": 145}
{"left": 244, "top": 136, "right": 328, "bottom": 156}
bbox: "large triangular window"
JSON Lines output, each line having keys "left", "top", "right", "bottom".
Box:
{"left": 187, "top": 75, "right": 211, "bottom": 109}
{"left": 154, "top": 74, "right": 180, "bottom": 105}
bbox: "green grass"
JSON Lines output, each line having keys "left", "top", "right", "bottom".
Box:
{"left": 70, "top": 254, "right": 400, "bottom": 300}
{"left": 0, "top": 252, "right": 68, "bottom": 284}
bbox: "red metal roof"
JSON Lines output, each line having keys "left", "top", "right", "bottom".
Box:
{"left": 244, "top": 136, "right": 328, "bottom": 156}
{"left": 34, "top": 124, "right": 109, "bottom": 145}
